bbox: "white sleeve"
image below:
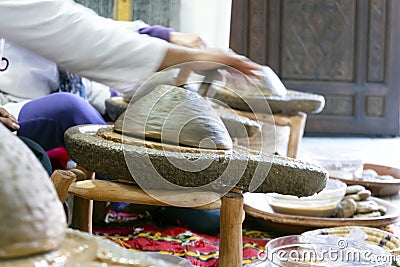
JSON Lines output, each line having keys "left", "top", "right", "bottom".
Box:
{"left": 0, "top": 0, "right": 168, "bottom": 92}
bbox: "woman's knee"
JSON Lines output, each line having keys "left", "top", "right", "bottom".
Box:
{"left": 19, "top": 93, "right": 106, "bottom": 125}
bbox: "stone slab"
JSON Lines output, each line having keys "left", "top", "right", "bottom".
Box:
{"left": 105, "top": 97, "right": 262, "bottom": 138}
{"left": 64, "top": 125, "right": 328, "bottom": 196}
{"left": 213, "top": 89, "right": 325, "bottom": 114}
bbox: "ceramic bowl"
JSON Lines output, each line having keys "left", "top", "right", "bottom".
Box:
{"left": 266, "top": 179, "right": 347, "bottom": 217}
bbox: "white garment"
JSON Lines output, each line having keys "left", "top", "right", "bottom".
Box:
{"left": 0, "top": 0, "right": 168, "bottom": 92}
{"left": 0, "top": 39, "right": 113, "bottom": 118}
{"left": 0, "top": 40, "right": 59, "bottom": 100}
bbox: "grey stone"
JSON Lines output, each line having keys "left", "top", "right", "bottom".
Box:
{"left": 356, "top": 200, "right": 380, "bottom": 213}
{"left": 114, "top": 85, "right": 233, "bottom": 150}
{"left": 105, "top": 97, "right": 128, "bottom": 122}
{"left": 334, "top": 198, "right": 357, "bottom": 218}
{"left": 212, "top": 89, "right": 325, "bottom": 114}
{"left": 345, "top": 185, "right": 365, "bottom": 195}
{"left": 378, "top": 205, "right": 387, "bottom": 215}
{"left": 64, "top": 125, "right": 328, "bottom": 196}
{"left": 357, "top": 189, "right": 371, "bottom": 200}
{"left": 343, "top": 194, "right": 362, "bottom": 201}
{"left": 105, "top": 96, "right": 262, "bottom": 138}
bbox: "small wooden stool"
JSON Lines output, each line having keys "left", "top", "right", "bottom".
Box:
{"left": 53, "top": 166, "right": 245, "bottom": 267}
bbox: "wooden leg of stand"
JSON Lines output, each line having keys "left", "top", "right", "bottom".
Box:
{"left": 71, "top": 166, "right": 94, "bottom": 234}
{"left": 287, "top": 112, "right": 307, "bottom": 158}
{"left": 50, "top": 170, "right": 77, "bottom": 203}
{"left": 219, "top": 191, "right": 244, "bottom": 267}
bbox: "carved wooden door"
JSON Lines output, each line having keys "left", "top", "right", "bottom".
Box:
{"left": 230, "top": 0, "right": 400, "bottom": 136}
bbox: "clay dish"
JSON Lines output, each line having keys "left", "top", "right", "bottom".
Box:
{"left": 331, "top": 163, "right": 400, "bottom": 197}
{"left": 114, "top": 85, "right": 232, "bottom": 150}
{"left": 244, "top": 193, "right": 399, "bottom": 235}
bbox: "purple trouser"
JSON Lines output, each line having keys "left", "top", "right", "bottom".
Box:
{"left": 17, "top": 92, "right": 106, "bottom": 151}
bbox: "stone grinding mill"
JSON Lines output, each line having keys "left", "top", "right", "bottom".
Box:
{"left": 64, "top": 69, "right": 328, "bottom": 267}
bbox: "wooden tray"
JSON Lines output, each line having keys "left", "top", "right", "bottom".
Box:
{"left": 331, "top": 163, "right": 400, "bottom": 197}
{"left": 244, "top": 193, "right": 400, "bottom": 235}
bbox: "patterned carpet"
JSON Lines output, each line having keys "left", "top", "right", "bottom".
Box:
{"left": 93, "top": 210, "right": 272, "bottom": 267}
{"left": 93, "top": 209, "right": 400, "bottom": 267}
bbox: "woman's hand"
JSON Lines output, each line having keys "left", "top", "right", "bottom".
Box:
{"left": 169, "top": 32, "right": 207, "bottom": 49}
{"left": 195, "top": 48, "right": 261, "bottom": 77}
{"left": 159, "top": 46, "right": 262, "bottom": 77}
{"left": 0, "top": 108, "right": 20, "bottom": 132}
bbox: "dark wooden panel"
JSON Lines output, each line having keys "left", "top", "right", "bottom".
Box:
{"left": 367, "top": 0, "right": 386, "bottom": 83}
{"left": 281, "top": 0, "right": 355, "bottom": 81}
{"left": 230, "top": 0, "right": 249, "bottom": 55}
{"left": 230, "top": 0, "right": 400, "bottom": 135}
{"left": 322, "top": 95, "right": 355, "bottom": 116}
{"left": 248, "top": 0, "right": 268, "bottom": 64}
{"left": 366, "top": 95, "right": 386, "bottom": 117}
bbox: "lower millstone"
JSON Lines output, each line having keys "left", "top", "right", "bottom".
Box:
{"left": 64, "top": 125, "right": 328, "bottom": 197}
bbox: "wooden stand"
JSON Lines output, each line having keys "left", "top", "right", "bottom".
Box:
{"left": 50, "top": 170, "right": 77, "bottom": 203}
{"left": 52, "top": 166, "right": 246, "bottom": 266}
{"left": 70, "top": 167, "right": 94, "bottom": 233}
{"left": 234, "top": 110, "right": 307, "bottom": 158}
{"left": 219, "top": 191, "right": 244, "bottom": 267}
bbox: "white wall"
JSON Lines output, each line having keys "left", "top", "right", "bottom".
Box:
{"left": 179, "top": 0, "right": 232, "bottom": 50}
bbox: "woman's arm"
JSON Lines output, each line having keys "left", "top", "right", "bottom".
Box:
{"left": 0, "top": 0, "right": 168, "bottom": 91}
{"left": 0, "top": 0, "right": 260, "bottom": 91}
{"left": 159, "top": 45, "right": 260, "bottom": 77}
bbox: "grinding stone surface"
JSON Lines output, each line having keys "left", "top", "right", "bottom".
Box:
{"left": 213, "top": 89, "right": 325, "bottom": 114}
{"left": 114, "top": 85, "right": 233, "bottom": 150}
{"left": 64, "top": 125, "right": 328, "bottom": 196}
{"left": 105, "top": 96, "right": 261, "bottom": 138}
